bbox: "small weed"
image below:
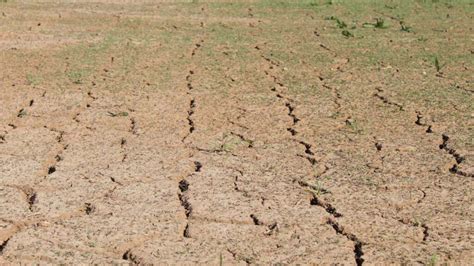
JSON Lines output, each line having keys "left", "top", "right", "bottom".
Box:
{"left": 217, "top": 133, "right": 253, "bottom": 152}
{"left": 412, "top": 217, "right": 426, "bottom": 227}
{"left": 341, "top": 30, "right": 353, "bottom": 38}
{"left": 314, "top": 182, "right": 327, "bottom": 195}
{"left": 221, "top": 142, "right": 234, "bottom": 152}
{"left": 329, "top": 111, "right": 341, "bottom": 119}
{"left": 306, "top": 181, "right": 330, "bottom": 196}
{"left": 428, "top": 254, "right": 438, "bottom": 266}
{"left": 336, "top": 19, "right": 347, "bottom": 28}
{"left": 26, "top": 74, "right": 41, "bottom": 86}
{"left": 374, "top": 18, "right": 387, "bottom": 28}
{"left": 67, "top": 70, "right": 84, "bottom": 84}
{"left": 433, "top": 56, "right": 444, "bottom": 72}
{"left": 417, "top": 36, "right": 428, "bottom": 42}
{"left": 107, "top": 111, "right": 129, "bottom": 117}
{"left": 359, "top": 176, "right": 376, "bottom": 186}
{"left": 325, "top": 16, "right": 347, "bottom": 28}
{"left": 400, "top": 21, "right": 412, "bottom": 32}
{"left": 18, "top": 109, "right": 27, "bottom": 117}
{"left": 363, "top": 18, "right": 388, "bottom": 29}
{"left": 345, "top": 118, "right": 363, "bottom": 133}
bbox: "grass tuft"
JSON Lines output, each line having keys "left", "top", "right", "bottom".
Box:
{"left": 341, "top": 30, "right": 353, "bottom": 38}
{"left": 400, "top": 21, "right": 412, "bottom": 32}
{"left": 433, "top": 56, "right": 445, "bottom": 72}
{"left": 363, "top": 18, "right": 388, "bottom": 29}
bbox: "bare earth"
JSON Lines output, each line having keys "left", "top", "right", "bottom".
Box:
{"left": 0, "top": 1, "right": 473, "bottom": 264}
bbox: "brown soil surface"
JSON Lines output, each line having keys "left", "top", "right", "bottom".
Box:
{"left": 0, "top": 1, "right": 473, "bottom": 264}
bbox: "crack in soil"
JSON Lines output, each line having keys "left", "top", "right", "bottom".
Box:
{"left": 182, "top": 98, "right": 196, "bottom": 142}
{"left": 72, "top": 112, "right": 81, "bottom": 123}
{"left": 70, "top": 90, "right": 98, "bottom": 126}
{"left": 83, "top": 202, "right": 95, "bottom": 215}
{"left": 417, "top": 189, "right": 427, "bottom": 204}
{"left": 178, "top": 179, "right": 192, "bottom": 217}
{"left": 230, "top": 131, "right": 254, "bottom": 148}
{"left": 422, "top": 224, "right": 429, "bottom": 241}
{"left": 296, "top": 140, "right": 314, "bottom": 156}
{"left": 453, "top": 83, "right": 474, "bottom": 94}
{"left": 0, "top": 209, "right": 91, "bottom": 257}
{"left": 285, "top": 102, "right": 300, "bottom": 134}
{"left": 120, "top": 138, "right": 128, "bottom": 162}
{"left": 310, "top": 194, "right": 342, "bottom": 218}
{"left": 44, "top": 128, "right": 67, "bottom": 177}
{"left": 249, "top": 214, "right": 279, "bottom": 236}
{"left": 26, "top": 191, "right": 38, "bottom": 211}
{"left": 193, "top": 146, "right": 235, "bottom": 155}
{"left": 10, "top": 185, "right": 38, "bottom": 212}
{"left": 24, "top": 127, "right": 69, "bottom": 211}
{"left": 179, "top": 44, "right": 205, "bottom": 237}
{"left": 415, "top": 111, "right": 433, "bottom": 133}
{"left": 414, "top": 112, "right": 471, "bottom": 177}
{"left": 439, "top": 134, "right": 472, "bottom": 177}
{"left": 194, "top": 161, "right": 202, "bottom": 172}
{"left": 177, "top": 159, "right": 202, "bottom": 238}
{"left": 327, "top": 218, "right": 364, "bottom": 266}
{"left": 186, "top": 70, "right": 194, "bottom": 92}
{"left": 122, "top": 249, "right": 141, "bottom": 264}
{"left": 257, "top": 47, "right": 363, "bottom": 264}
{"left": 129, "top": 118, "right": 138, "bottom": 136}
{"left": 109, "top": 176, "right": 123, "bottom": 186}
{"left": 297, "top": 154, "right": 317, "bottom": 166}
{"left": 183, "top": 69, "right": 197, "bottom": 142}
{"left": 87, "top": 91, "right": 98, "bottom": 101}
{"left": 250, "top": 214, "right": 263, "bottom": 225}
{"left": 322, "top": 84, "right": 342, "bottom": 113}
{"left": 233, "top": 177, "right": 249, "bottom": 197}
{"left": 3, "top": 98, "right": 37, "bottom": 140}
{"left": 0, "top": 237, "right": 11, "bottom": 255}
{"left": 191, "top": 40, "right": 204, "bottom": 57}
{"left": 231, "top": 168, "right": 249, "bottom": 196}
{"left": 263, "top": 65, "right": 300, "bottom": 136}
{"left": 373, "top": 87, "right": 404, "bottom": 111}
{"left": 227, "top": 248, "right": 253, "bottom": 264}
{"left": 397, "top": 218, "right": 429, "bottom": 242}
{"left": 227, "top": 118, "right": 249, "bottom": 130}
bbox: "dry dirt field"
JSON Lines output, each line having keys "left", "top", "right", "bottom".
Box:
{"left": 0, "top": 0, "right": 473, "bottom": 264}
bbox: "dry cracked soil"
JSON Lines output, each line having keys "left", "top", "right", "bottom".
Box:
{"left": 0, "top": 0, "right": 473, "bottom": 265}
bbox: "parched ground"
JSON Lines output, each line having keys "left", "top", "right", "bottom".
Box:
{"left": 0, "top": 1, "right": 473, "bottom": 264}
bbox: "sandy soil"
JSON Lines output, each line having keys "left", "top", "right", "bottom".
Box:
{"left": 0, "top": 1, "right": 473, "bottom": 264}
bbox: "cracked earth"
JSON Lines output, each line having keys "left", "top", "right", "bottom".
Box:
{"left": 0, "top": 1, "right": 473, "bottom": 264}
